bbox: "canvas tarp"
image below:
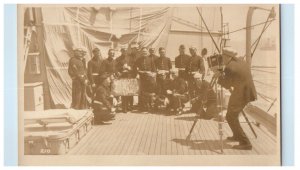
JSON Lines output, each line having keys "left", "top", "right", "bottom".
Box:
{"left": 38, "top": 6, "right": 221, "bottom": 108}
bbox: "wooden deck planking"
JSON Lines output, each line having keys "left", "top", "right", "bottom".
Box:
{"left": 174, "top": 115, "right": 185, "bottom": 154}
{"left": 69, "top": 112, "right": 277, "bottom": 155}
{"left": 191, "top": 118, "right": 208, "bottom": 155}
{"left": 169, "top": 114, "right": 178, "bottom": 155}
{"left": 143, "top": 113, "right": 156, "bottom": 154}
{"left": 126, "top": 113, "right": 147, "bottom": 154}
{"left": 91, "top": 116, "right": 123, "bottom": 155}
{"left": 154, "top": 114, "right": 163, "bottom": 155}
{"left": 165, "top": 116, "right": 174, "bottom": 155}
{"left": 137, "top": 113, "right": 152, "bottom": 155}
{"left": 102, "top": 115, "right": 129, "bottom": 155}
{"left": 119, "top": 113, "right": 143, "bottom": 155}
{"left": 176, "top": 115, "right": 188, "bottom": 154}
{"left": 131, "top": 112, "right": 150, "bottom": 154}
{"left": 109, "top": 114, "right": 134, "bottom": 155}
{"left": 182, "top": 115, "right": 198, "bottom": 155}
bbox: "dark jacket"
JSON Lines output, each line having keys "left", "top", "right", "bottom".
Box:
{"left": 171, "top": 77, "right": 188, "bottom": 95}
{"left": 87, "top": 56, "right": 102, "bottom": 85}
{"left": 68, "top": 57, "right": 87, "bottom": 83}
{"left": 100, "top": 57, "right": 117, "bottom": 76}
{"left": 195, "top": 80, "right": 216, "bottom": 104}
{"left": 155, "top": 56, "right": 172, "bottom": 71}
{"left": 175, "top": 54, "right": 190, "bottom": 69}
{"left": 185, "top": 55, "right": 206, "bottom": 75}
{"left": 94, "top": 85, "right": 112, "bottom": 110}
{"left": 218, "top": 58, "right": 257, "bottom": 105}
{"left": 134, "top": 55, "right": 156, "bottom": 72}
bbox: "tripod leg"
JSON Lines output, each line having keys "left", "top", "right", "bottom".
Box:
{"left": 186, "top": 118, "right": 198, "bottom": 140}
{"left": 242, "top": 110, "right": 257, "bottom": 138}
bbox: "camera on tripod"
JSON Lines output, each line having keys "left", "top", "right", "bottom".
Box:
{"left": 207, "top": 54, "right": 223, "bottom": 70}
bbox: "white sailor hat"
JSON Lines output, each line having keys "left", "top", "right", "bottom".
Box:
{"left": 73, "top": 45, "right": 87, "bottom": 52}
{"left": 189, "top": 46, "right": 197, "bottom": 51}
{"left": 222, "top": 47, "right": 237, "bottom": 57}
{"left": 193, "top": 72, "right": 202, "bottom": 79}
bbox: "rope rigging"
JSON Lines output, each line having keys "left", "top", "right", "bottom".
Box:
{"left": 224, "top": 19, "right": 275, "bottom": 36}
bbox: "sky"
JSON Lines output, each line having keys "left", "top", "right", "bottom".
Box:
{"left": 221, "top": 4, "right": 280, "bottom": 54}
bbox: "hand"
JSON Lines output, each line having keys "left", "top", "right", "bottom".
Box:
{"left": 110, "top": 75, "right": 115, "bottom": 80}
{"left": 92, "top": 83, "right": 96, "bottom": 88}
{"left": 213, "top": 71, "right": 222, "bottom": 78}
{"left": 84, "top": 79, "right": 88, "bottom": 85}
{"left": 136, "top": 74, "right": 140, "bottom": 79}
{"left": 166, "top": 90, "right": 173, "bottom": 94}
{"left": 111, "top": 107, "right": 116, "bottom": 113}
{"left": 173, "top": 93, "right": 181, "bottom": 97}
{"left": 112, "top": 98, "right": 118, "bottom": 106}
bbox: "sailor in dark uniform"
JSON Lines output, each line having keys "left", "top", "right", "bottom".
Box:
{"left": 149, "top": 47, "right": 159, "bottom": 62}
{"left": 155, "top": 47, "right": 172, "bottom": 96}
{"left": 116, "top": 45, "right": 134, "bottom": 112}
{"left": 100, "top": 49, "right": 117, "bottom": 77}
{"left": 87, "top": 47, "right": 102, "bottom": 88}
{"left": 134, "top": 47, "right": 157, "bottom": 111}
{"left": 175, "top": 44, "right": 190, "bottom": 80}
{"left": 92, "top": 73, "right": 116, "bottom": 123}
{"left": 165, "top": 69, "right": 189, "bottom": 115}
{"left": 192, "top": 73, "right": 218, "bottom": 119}
{"left": 217, "top": 47, "right": 257, "bottom": 150}
{"left": 68, "top": 46, "right": 89, "bottom": 109}
{"left": 186, "top": 47, "right": 206, "bottom": 100}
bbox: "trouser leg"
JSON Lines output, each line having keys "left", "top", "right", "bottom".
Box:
{"left": 226, "top": 103, "right": 251, "bottom": 145}
{"left": 72, "top": 80, "right": 84, "bottom": 109}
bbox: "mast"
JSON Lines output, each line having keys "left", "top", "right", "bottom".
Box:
{"left": 246, "top": 7, "right": 256, "bottom": 67}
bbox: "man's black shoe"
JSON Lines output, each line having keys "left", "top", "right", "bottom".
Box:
{"left": 232, "top": 144, "right": 252, "bottom": 150}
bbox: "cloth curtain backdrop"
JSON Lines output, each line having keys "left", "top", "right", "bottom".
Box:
{"left": 41, "top": 7, "right": 173, "bottom": 108}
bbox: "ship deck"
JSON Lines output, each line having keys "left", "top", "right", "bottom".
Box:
{"left": 68, "top": 110, "right": 277, "bottom": 155}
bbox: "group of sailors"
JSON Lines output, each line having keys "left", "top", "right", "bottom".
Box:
{"left": 68, "top": 42, "right": 257, "bottom": 150}
{"left": 68, "top": 43, "right": 218, "bottom": 121}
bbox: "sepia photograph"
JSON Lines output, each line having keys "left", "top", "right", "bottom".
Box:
{"left": 18, "top": 4, "right": 281, "bottom": 165}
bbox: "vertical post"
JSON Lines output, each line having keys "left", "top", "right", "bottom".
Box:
{"left": 34, "top": 7, "right": 52, "bottom": 109}
{"left": 219, "top": 84, "right": 224, "bottom": 153}
{"left": 220, "top": 7, "right": 223, "bottom": 53}
{"left": 246, "top": 7, "right": 256, "bottom": 68}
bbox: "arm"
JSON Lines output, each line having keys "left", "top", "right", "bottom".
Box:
{"left": 168, "top": 58, "right": 172, "bottom": 70}
{"left": 68, "top": 58, "right": 87, "bottom": 84}
{"left": 199, "top": 57, "right": 206, "bottom": 79}
{"left": 99, "top": 60, "right": 107, "bottom": 75}
{"left": 87, "top": 62, "right": 94, "bottom": 85}
{"left": 218, "top": 67, "right": 232, "bottom": 89}
{"left": 97, "top": 88, "right": 112, "bottom": 109}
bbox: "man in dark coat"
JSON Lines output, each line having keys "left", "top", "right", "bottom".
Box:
{"left": 149, "top": 47, "right": 159, "bottom": 62}
{"left": 87, "top": 47, "right": 102, "bottom": 88}
{"left": 115, "top": 46, "right": 135, "bottom": 112}
{"left": 175, "top": 44, "right": 190, "bottom": 80}
{"left": 155, "top": 47, "right": 172, "bottom": 95}
{"left": 68, "top": 46, "right": 89, "bottom": 109}
{"left": 92, "top": 73, "right": 116, "bottom": 123}
{"left": 165, "top": 69, "right": 189, "bottom": 115}
{"left": 100, "top": 49, "right": 117, "bottom": 77}
{"left": 192, "top": 73, "right": 218, "bottom": 119}
{"left": 186, "top": 47, "right": 206, "bottom": 101}
{"left": 217, "top": 47, "right": 257, "bottom": 150}
{"left": 134, "top": 47, "right": 157, "bottom": 111}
